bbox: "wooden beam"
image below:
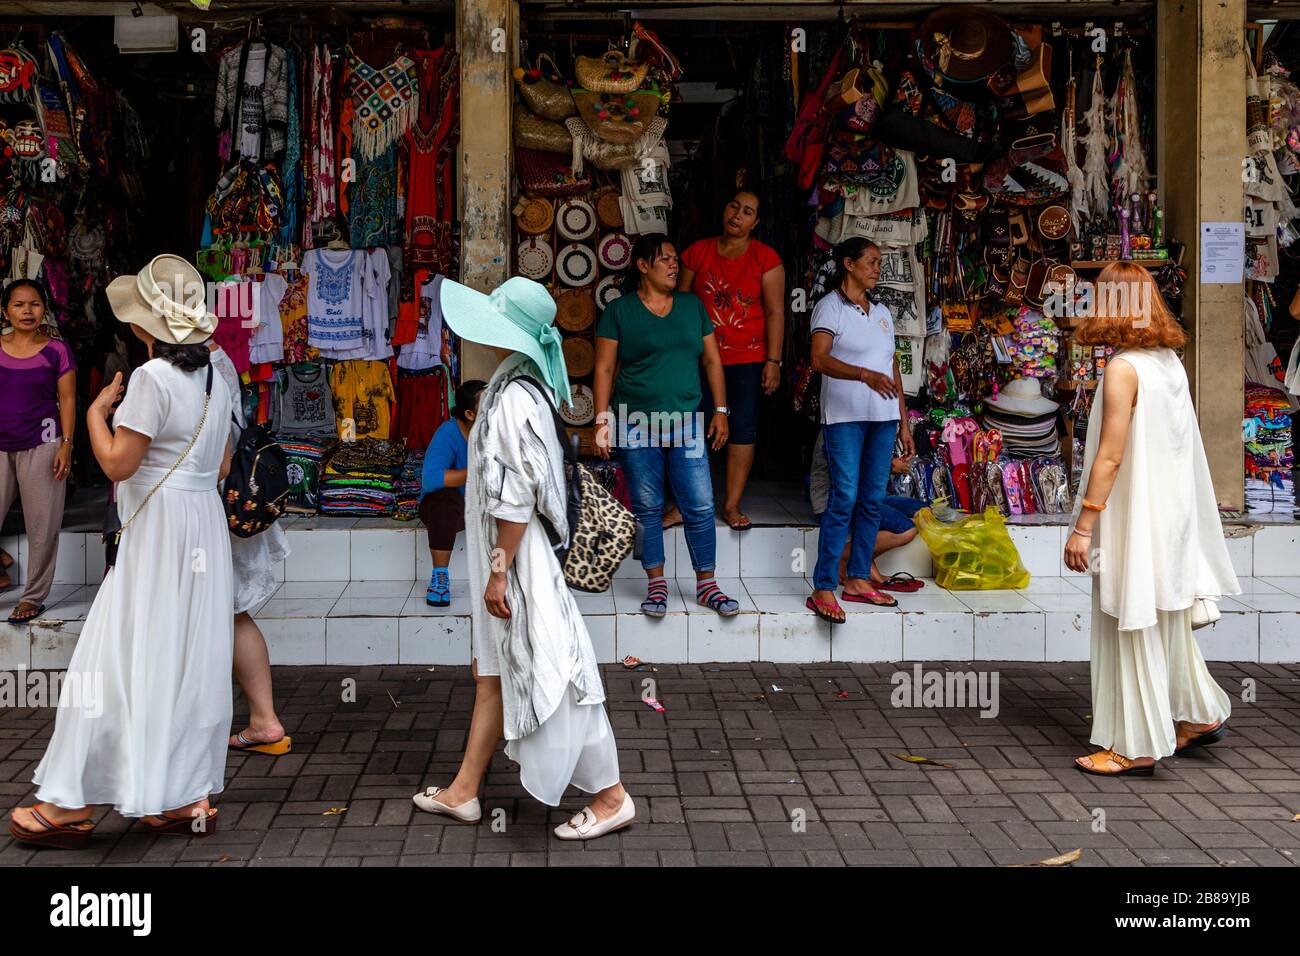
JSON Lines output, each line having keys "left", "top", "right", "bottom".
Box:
{"left": 456, "top": 0, "right": 516, "bottom": 382}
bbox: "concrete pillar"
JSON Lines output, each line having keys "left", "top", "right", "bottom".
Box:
{"left": 1158, "top": 0, "right": 1247, "bottom": 509}
{"left": 455, "top": 0, "right": 517, "bottom": 382}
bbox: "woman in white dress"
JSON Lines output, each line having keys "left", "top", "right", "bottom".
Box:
{"left": 1065, "top": 262, "right": 1241, "bottom": 777}
{"left": 9, "top": 255, "right": 235, "bottom": 848}
{"left": 411, "top": 276, "right": 635, "bottom": 841}
{"left": 209, "top": 342, "right": 292, "bottom": 756}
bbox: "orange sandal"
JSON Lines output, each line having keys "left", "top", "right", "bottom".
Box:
{"left": 1074, "top": 750, "right": 1155, "bottom": 777}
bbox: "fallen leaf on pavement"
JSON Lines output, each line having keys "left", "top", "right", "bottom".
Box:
{"left": 323, "top": 807, "right": 348, "bottom": 816}
{"left": 1009, "top": 848, "right": 1082, "bottom": 867}
{"left": 890, "top": 752, "right": 954, "bottom": 769}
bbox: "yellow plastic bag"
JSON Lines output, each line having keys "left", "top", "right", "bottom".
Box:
{"left": 914, "top": 506, "right": 1031, "bottom": 590}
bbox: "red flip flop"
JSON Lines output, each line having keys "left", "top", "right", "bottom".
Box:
{"left": 841, "top": 589, "right": 898, "bottom": 608}
{"left": 876, "top": 573, "right": 924, "bottom": 593}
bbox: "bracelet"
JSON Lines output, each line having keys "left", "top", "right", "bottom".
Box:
{"left": 765, "top": 358, "right": 782, "bottom": 367}
{"left": 1081, "top": 498, "right": 1106, "bottom": 512}
{"left": 1069, "top": 528, "right": 1093, "bottom": 539}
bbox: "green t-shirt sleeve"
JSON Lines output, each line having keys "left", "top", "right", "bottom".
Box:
{"left": 596, "top": 301, "right": 620, "bottom": 340}
{"left": 689, "top": 294, "right": 712, "bottom": 339}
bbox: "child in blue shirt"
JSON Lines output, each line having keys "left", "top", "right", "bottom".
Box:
{"left": 419, "top": 379, "right": 486, "bottom": 606}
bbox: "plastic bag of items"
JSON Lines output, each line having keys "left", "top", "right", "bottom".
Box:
{"left": 914, "top": 506, "right": 1031, "bottom": 590}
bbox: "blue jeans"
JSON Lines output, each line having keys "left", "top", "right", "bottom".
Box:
{"left": 618, "top": 415, "right": 716, "bottom": 574}
{"left": 879, "top": 495, "right": 924, "bottom": 535}
{"left": 814, "top": 420, "right": 899, "bottom": 591}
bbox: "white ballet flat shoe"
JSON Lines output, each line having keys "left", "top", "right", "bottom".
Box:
{"left": 553, "top": 792, "right": 635, "bottom": 841}
{"left": 412, "top": 786, "right": 481, "bottom": 823}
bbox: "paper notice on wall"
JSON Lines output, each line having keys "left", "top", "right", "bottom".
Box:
{"left": 1200, "top": 222, "right": 1245, "bottom": 284}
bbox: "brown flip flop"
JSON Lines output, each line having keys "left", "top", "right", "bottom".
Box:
{"left": 8, "top": 807, "right": 95, "bottom": 850}
{"left": 139, "top": 806, "right": 219, "bottom": 836}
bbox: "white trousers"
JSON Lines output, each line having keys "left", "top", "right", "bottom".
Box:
{"left": 1089, "top": 582, "right": 1231, "bottom": 760}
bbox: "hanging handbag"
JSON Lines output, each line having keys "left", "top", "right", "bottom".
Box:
{"left": 514, "top": 53, "right": 575, "bottom": 121}
{"left": 571, "top": 87, "right": 662, "bottom": 144}
{"left": 519, "top": 378, "right": 637, "bottom": 593}
{"left": 565, "top": 115, "right": 666, "bottom": 173}
{"left": 103, "top": 365, "right": 214, "bottom": 569}
{"left": 515, "top": 147, "right": 593, "bottom": 199}
{"left": 574, "top": 51, "right": 649, "bottom": 94}
{"left": 785, "top": 42, "right": 847, "bottom": 188}
{"left": 791, "top": 360, "right": 822, "bottom": 423}
{"left": 223, "top": 418, "right": 290, "bottom": 538}
{"left": 513, "top": 104, "right": 572, "bottom": 154}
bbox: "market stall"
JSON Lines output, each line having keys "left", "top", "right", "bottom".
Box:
{"left": 510, "top": 5, "right": 1180, "bottom": 519}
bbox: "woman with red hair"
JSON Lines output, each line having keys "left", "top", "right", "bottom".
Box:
{"left": 1065, "top": 263, "right": 1240, "bottom": 777}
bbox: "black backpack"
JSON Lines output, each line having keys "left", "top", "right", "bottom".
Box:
{"left": 223, "top": 418, "right": 290, "bottom": 538}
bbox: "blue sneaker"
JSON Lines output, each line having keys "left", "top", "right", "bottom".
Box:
{"left": 426, "top": 568, "right": 451, "bottom": 608}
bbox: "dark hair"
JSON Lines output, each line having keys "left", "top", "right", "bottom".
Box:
{"left": 152, "top": 339, "right": 212, "bottom": 372}
{"left": 453, "top": 379, "right": 487, "bottom": 421}
{"left": 823, "top": 237, "right": 880, "bottom": 300}
{"left": 2, "top": 278, "right": 50, "bottom": 312}
{"left": 624, "top": 234, "right": 676, "bottom": 295}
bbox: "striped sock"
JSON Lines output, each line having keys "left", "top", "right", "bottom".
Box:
{"left": 642, "top": 577, "right": 669, "bottom": 614}
{"left": 696, "top": 578, "right": 738, "bottom": 615}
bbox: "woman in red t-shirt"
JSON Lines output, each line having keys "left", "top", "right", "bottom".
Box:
{"left": 676, "top": 190, "right": 786, "bottom": 530}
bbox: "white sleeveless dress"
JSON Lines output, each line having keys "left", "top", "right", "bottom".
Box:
{"left": 33, "top": 358, "right": 236, "bottom": 816}
{"left": 1073, "top": 348, "right": 1239, "bottom": 759}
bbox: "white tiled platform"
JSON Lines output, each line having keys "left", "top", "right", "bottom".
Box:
{"left": 2, "top": 519, "right": 1297, "bottom": 667}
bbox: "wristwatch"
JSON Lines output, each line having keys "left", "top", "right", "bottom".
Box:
{"left": 714, "top": 406, "right": 730, "bottom": 416}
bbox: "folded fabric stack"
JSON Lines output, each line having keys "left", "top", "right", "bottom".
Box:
{"left": 981, "top": 407, "right": 1060, "bottom": 459}
{"left": 277, "top": 435, "right": 332, "bottom": 514}
{"left": 393, "top": 450, "right": 425, "bottom": 521}
{"left": 1245, "top": 474, "right": 1295, "bottom": 514}
{"left": 1243, "top": 383, "right": 1294, "bottom": 485}
{"left": 319, "top": 438, "right": 408, "bottom": 517}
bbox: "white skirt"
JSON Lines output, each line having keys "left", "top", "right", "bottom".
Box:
{"left": 1089, "top": 581, "right": 1231, "bottom": 760}
{"left": 32, "top": 482, "right": 235, "bottom": 817}
{"left": 231, "top": 521, "right": 289, "bottom": 615}
{"left": 505, "top": 682, "right": 620, "bottom": 807}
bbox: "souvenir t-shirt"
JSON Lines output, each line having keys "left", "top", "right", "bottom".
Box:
{"left": 361, "top": 247, "right": 394, "bottom": 360}
{"left": 275, "top": 362, "right": 335, "bottom": 435}
{"left": 596, "top": 291, "right": 713, "bottom": 417}
{"left": 304, "top": 248, "right": 366, "bottom": 355}
{"left": 0, "top": 337, "right": 75, "bottom": 451}
{"left": 249, "top": 273, "right": 287, "bottom": 365}
{"left": 682, "top": 238, "right": 782, "bottom": 366}
{"left": 810, "top": 289, "right": 900, "bottom": 425}
{"left": 396, "top": 273, "right": 444, "bottom": 371}
{"left": 331, "top": 358, "right": 395, "bottom": 440}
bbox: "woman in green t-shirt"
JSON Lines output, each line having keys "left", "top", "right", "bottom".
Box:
{"left": 593, "top": 236, "right": 740, "bottom": 618}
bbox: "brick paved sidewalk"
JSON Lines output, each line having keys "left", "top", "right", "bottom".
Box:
{"left": 2, "top": 661, "right": 1298, "bottom": 867}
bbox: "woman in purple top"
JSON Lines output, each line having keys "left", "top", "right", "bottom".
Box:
{"left": 0, "top": 279, "right": 76, "bottom": 623}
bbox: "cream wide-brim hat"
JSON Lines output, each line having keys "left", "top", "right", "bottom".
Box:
{"left": 106, "top": 254, "right": 218, "bottom": 346}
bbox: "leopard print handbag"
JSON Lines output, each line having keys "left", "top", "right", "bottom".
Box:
{"left": 519, "top": 377, "right": 636, "bottom": 592}
{"left": 562, "top": 461, "right": 637, "bottom": 593}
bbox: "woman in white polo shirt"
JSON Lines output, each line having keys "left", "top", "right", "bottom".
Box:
{"left": 807, "top": 237, "right": 914, "bottom": 624}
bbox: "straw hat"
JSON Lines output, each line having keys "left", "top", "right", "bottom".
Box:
{"left": 919, "top": 5, "right": 1014, "bottom": 83}
{"left": 106, "top": 254, "right": 217, "bottom": 346}
{"left": 984, "top": 377, "right": 1059, "bottom": 416}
